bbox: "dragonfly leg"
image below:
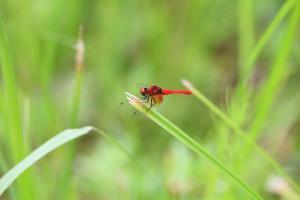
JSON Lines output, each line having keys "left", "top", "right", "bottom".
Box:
{"left": 152, "top": 96, "right": 156, "bottom": 105}
{"left": 140, "top": 95, "right": 149, "bottom": 103}
{"left": 131, "top": 111, "right": 138, "bottom": 118}
{"left": 146, "top": 96, "right": 153, "bottom": 112}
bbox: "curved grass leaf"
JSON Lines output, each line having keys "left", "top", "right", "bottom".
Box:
{"left": 125, "top": 92, "right": 263, "bottom": 200}
{"left": 0, "top": 126, "right": 144, "bottom": 197}
{"left": 0, "top": 126, "right": 93, "bottom": 196}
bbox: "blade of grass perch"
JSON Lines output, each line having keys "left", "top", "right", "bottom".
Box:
{"left": 0, "top": 126, "right": 146, "bottom": 197}
{"left": 181, "top": 79, "right": 300, "bottom": 195}
{"left": 125, "top": 92, "right": 263, "bottom": 200}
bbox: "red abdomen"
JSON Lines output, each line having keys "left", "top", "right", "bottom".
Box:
{"left": 162, "top": 89, "right": 192, "bottom": 95}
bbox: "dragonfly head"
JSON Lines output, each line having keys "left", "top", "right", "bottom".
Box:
{"left": 140, "top": 87, "right": 148, "bottom": 96}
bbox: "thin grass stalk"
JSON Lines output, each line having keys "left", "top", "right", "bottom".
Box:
{"left": 240, "top": 0, "right": 297, "bottom": 84}
{"left": 58, "top": 26, "right": 85, "bottom": 200}
{"left": 182, "top": 80, "right": 300, "bottom": 195}
{"left": 233, "top": 0, "right": 297, "bottom": 130}
{"left": 249, "top": 1, "right": 300, "bottom": 139}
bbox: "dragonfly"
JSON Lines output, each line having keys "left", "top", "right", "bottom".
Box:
{"left": 139, "top": 85, "right": 192, "bottom": 111}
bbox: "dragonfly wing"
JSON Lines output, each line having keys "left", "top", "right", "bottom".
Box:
{"left": 152, "top": 94, "right": 163, "bottom": 105}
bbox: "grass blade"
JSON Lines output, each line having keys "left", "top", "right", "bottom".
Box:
{"left": 58, "top": 26, "right": 85, "bottom": 200}
{"left": 238, "top": 0, "right": 254, "bottom": 76}
{"left": 0, "top": 126, "right": 93, "bottom": 196}
{"left": 181, "top": 79, "right": 300, "bottom": 195}
{"left": 0, "top": 126, "right": 146, "bottom": 197}
{"left": 0, "top": 18, "right": 25, "bottom": 165}
{"left": 241, "top": 0, "right": 296, "bottom": 81}
{"left": 0, "top": 19, "right": 34, "bottom": 199}
{"left": 249, "top": 1, "right": 300, "bottom": 139}
{"left": 69, "top": 25, "right": 85, "bottom": 127}
{"left": 125, "top": 92, "right": 263, "bottom": 200}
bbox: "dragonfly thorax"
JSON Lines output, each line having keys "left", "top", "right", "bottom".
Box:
{"left": 148, "top": 86, "right": 162, "bottom": 95}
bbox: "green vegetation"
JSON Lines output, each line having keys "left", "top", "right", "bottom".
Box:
{"left": 1, "top": 0, "right": 300, "bottom": 199}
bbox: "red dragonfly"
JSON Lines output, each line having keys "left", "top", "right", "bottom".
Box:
{"left": 139, "top": 85, "right": 192, "bottom": 111}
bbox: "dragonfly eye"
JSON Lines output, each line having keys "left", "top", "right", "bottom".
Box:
{"left": 140, "top": 88, "right": 148, "bottom": 95}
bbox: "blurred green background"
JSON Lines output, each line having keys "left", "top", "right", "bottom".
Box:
{"left": 1, "top": 0, "right": 300, "bottom": 199}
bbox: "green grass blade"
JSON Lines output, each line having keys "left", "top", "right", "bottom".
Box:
{"left": 0, "top": 126, "right": 146, "bottom": 197}
{"left": 238, "top": 0, "right": 254, "bottom": 77}
{"left": 249, "top": 1, "right": 300, "bottom": 139}
{"left": 0, "top": 19, "right": 34, "bottom": 200}
{"left": 69, "top": 26, "right": 85, "bottom": 127}
{"left": 0, "top": 18, "right": 25, "bottom": 164}
{"left": 0, "top": 126, "right": 93, "bottom": 196}
{"left": 125, "top": 92, "right": 263, "bottom": 200}
{"left": 241, "top": 0, "right": 296, "bottom": 81}
{"left": 181, "top": 79, "right": 300, "bottom": 195}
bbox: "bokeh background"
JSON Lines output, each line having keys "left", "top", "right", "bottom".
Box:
{"left": 1, "top": 0, "right": 300, "bottom": 199}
